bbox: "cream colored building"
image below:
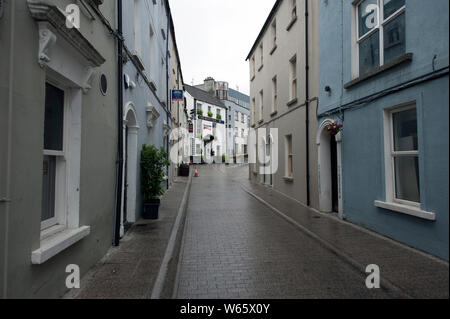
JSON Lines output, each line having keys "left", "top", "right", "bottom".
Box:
{"left": 247, "top": 0, "right": 320, "bottom": 211}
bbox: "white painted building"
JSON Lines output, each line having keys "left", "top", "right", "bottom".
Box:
{"left": 184, "top": 85, "right": 227, "bottom": 163}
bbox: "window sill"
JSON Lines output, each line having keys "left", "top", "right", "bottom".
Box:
{"left": 374, "top": 201, "right": 436, "bottom": 221}
{"left": 286, "top": 17, "right": 297, "bottom": 31}
{"left": 270, "top": 45, "right": 277, "bottom": 55}
{"left": 258, "top": 65, "right": 264, "bottom": 72}
{"left": 31, "top": 226, "right": 91, "bottom": 265}
{"left": 287, "top": 98, "right": 298, "bottom": 107}
{"left": 345, "top": 53, "right": 413, "bottom": 89}
{"left": 283, "top": 176, "right": 294, "bottom": 183}
{"left": 270, "top": 111, "right": 278, "bottom": 117}
{"left": 258, "top": 119, "right": 264, "bottom": 124}
{"left": 250, "top": 75, "right": 255, "bottom": 82}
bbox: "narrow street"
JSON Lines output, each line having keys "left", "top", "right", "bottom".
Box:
{"left": 175, "top": 165, "right": 401, "bottom": 299}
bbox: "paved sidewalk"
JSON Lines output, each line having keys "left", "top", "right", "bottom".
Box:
{"left": 175, "top": 166, "right": 405, "bottom": 299}
{"left": 65, "top": 177, "right": 190, "bottom": 299}
{"left": 231, "top": 166, "right": 449, "bottom": 299}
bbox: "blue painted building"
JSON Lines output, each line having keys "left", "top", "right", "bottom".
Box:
{"left": 318, "top": 0, "right": 449, "bottom": 260}
{"left": 120, "top": 0, "right": 182, "bottom": 235}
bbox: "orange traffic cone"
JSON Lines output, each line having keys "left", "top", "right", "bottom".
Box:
{"left": 194, "top": 167, "right": 199, "bottom": 177}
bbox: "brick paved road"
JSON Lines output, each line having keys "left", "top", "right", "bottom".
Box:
{"left": 175, "top": 165, "right": 402, "bottom": 299}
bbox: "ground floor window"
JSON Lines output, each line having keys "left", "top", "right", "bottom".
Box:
{"left": 285, "top": 135, "right": 293, "bottom": 178}
{"left": 41, "top": 82, "right": 66, "bottom": 230}
{"left": 386, "top": 104, "right": 420, "bottom": 205}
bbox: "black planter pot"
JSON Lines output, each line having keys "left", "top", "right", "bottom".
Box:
{"left": 143, "top": 199, "right": 160, "bottom": 220}
{"left": 178, "top": 164, "right": 190, "bottom": 177}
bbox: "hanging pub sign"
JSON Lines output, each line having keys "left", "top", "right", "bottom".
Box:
{"left": 171, "top": 90, "right": 184, "bottom": 101}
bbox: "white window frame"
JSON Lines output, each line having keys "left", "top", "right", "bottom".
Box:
{"left": 251, "top": 98, "right": 256, "bottom": 126}
{"left": 291, "top": 0, "right": 297, "bottom": 20}
{"left": 272, "top": 75, "right": 278, "bottom": 113}
{"left": 251, "top": 55, "right": 256, "bottom": 79}
{"left": 271, "top": 20, "right": 277, "bottom": 48}
{"left": 353, "top": 0, "right": 406, "bottom": 78}
{"left": 259, "top": 42, "right": 264, "bottom": 67}
{"left": 41, "top": 80, "right": 70, "bottom": 236}
{"left": 290, "top": 55, "right": 297, "bottom": 100}
{"left": 383, "top": 102, "right": 420, "bottom": 208}
{"left": 285, "top": 135, "right": 293, "bottom": 178}
{"left": 259, "top": 90, "right": 264, "bottom": 122}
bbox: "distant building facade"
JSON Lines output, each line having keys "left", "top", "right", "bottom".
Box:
{"left": 247, "top": 0, "right": 320, "bottom": 210}
{"left": 185, "top": 85, "right": 227, "bottom": 163}
{"left": 319, "top": 0, "right": 449, "bottom": 260}
{"left": 196, "top": 78, "right": 250, "bottom": 161}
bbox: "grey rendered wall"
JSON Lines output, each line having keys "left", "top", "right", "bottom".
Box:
{"left": 249, "top": 0, "right": 320, "bottom": 210}
{"left": 2, "top": 0, "right": 118, "bottom": 298}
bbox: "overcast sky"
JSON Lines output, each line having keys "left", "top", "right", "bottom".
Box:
{"left": 170, "top": 0, "right": 276, "bottom": 95}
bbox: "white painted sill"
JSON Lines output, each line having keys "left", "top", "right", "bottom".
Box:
{"left": 374, "top": 201, "right": 436, "bottom": 221}
{"left": 31, "top": 226, "right": 91, "bottom": 265}
{"left": 283, "top": 176, "right": 294, "bottom": 183}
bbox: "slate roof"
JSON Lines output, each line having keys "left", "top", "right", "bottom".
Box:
{"left": 184, "top": 84, "right": 226, "bottom": 108}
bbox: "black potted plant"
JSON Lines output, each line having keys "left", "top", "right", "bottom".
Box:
{"left": 141, "top": 145, "right": 170, "bottom": 220}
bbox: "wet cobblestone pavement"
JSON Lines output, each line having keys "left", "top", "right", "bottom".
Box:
{"left": 175, "top": 165, "right": 405, "bottom": 299}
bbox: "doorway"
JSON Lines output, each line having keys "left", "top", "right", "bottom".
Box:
{"left": 317, "top": 120, "right": 343, "bottom": 218}
{"left": 122, "top": 103, "right": 139, "bottom": 237}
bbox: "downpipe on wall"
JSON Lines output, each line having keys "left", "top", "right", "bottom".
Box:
{"left": 165, "top": 2, "right": 170, "bottom": 190}
{"left": 1, "top": 0, "right": 15, "bottom": 298}
{"left": 113, "top": 0, "right": 124, "bottom": 247}
{"left": 305, "top": 0, "right": 311, "bottom": 207}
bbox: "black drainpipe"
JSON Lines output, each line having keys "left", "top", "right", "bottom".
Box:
{"left": 305, "top": 0, "right": 311, "bottom": 207}
{"left": 165, "top": 3, "right": 170, "bottom": 190}
{"left": 114, "top": 0, "right": 124, "bottom": 247}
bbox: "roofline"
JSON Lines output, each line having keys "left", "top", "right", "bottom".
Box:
{"left": 245, "top": 0, "right": 282, "bottom": 61}
{"left": 165, "top": 0, "right": 184, "bottom": 85}
{"left": 184, "top": 84, "right": 227, "bottom": 108}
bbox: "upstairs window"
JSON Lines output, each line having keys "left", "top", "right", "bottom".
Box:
{"left": 291, "top": 0, "right": 297, "bottom": 20}
{"left": 289, "top": 55, "right": 297, "bottom": 101}
{"left": 356, "top": 0, "right": 406, "bottom": 77}
{"left": 272, "top": 76, "right": 278, "bottom": 113}
{"left": 271, "top": 20, "right": 277, "bottom": 48}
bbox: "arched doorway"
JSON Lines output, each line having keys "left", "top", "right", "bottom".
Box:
{"left": 122, "top": 103, "right": 139, "bottom": 237}
{"left": 317, "top": 120, "right": 343, "bottom": 218}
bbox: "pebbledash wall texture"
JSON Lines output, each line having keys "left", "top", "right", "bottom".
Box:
{"left": 318, "top": 0, "right": 449, "bottom": 260}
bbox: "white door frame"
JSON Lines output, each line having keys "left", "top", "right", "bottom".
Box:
{"left": 317, "top": 119, "right": 343, "bottom": 219}
{"left": 122, "top": 102, "right": 139, "bottom": 236}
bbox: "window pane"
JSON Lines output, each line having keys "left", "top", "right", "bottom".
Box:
{"left": 394, "top": 156, "right": 420, "bottom": 203}
{"left": 44, "top": 83, "right": 64, "bottom": 151}
{"left": 359, "top": 31, "right": 380, "bottom": 76}
{"left": 383, "top": 0, "right": 405, "bottom": 19}
{"left": 393, "top": 108, "right": 417, "bottom": 152}
{"left": 384, "top": 13, "right": 406, "bottom": 64}
{"left": 41, "top": 155, "right": 56, "bottom": 222}
{"left": 358, "top": 0, "right": 379, "bottom": 38}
